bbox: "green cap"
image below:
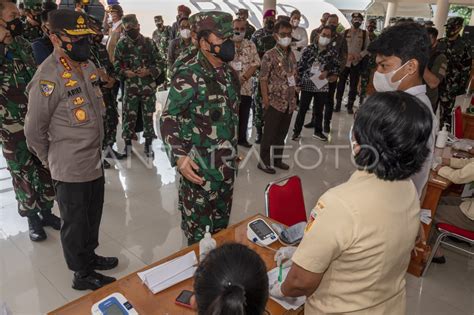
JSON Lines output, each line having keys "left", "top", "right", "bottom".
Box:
{"left": 445, "top": 16, "right": 464, "bottom": 28}
{"left": 194, "top": 11, "right": 233, "bottom": 39}
{"left": 122, "top": 14, "right": 139, "bottom": 27}
{"left": 24, "top": 0, "right": 42, "bottom": 11}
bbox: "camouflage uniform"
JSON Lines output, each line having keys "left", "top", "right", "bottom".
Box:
{"left": 168, "top": 38, "right": 193, "bottom": 72}
{"left": 22, "top": 0, "right": 43, "bottom": 42}
{"left": 359, "top": 53, "right": 376, "bottom": 105}
{"left": 90, "top": 40, "right": 119, "bottom": 149}
{"left": 169, "top": 45, "right": 198, "bottom": 79}
{"left": 160, "top": 12, "right": 240, "bottom": 244}
{"left": 245, "top": 22, "right": 256, "bottom": 40}
{"left": 438, "top": 35, "right": 472, "bottom": 127}
{"left": 114, "top": 15, "right": 165, "bottom": 142}
{"left": 152, "top": 21, "right": 172, "bottom": 82}
{"left": 251, "top": 28, "right": 276, "bottom": 136}
{"left": 0, "top": 36, "right": 54, "bottom": 217}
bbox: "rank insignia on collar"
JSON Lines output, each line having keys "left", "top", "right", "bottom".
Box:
{"left": 73, "top": 96, "right": 85, "bottom": 106}
{"left": 59, "top": 57, "right": 72, "bottom": 71}
{"left": 39, "top": 80, "right": 55, "bottom": 97}
{"left": 62, "top": 71, "right": 72, "bottom": 79}
{"left": 74, "top": 108, "right": 87, "bottom": 122}
{"left": 65, "top": 79, "right": 78, "bottom": 87}
{"left": 90, "top": 73, "right": 97, "bottom": 81}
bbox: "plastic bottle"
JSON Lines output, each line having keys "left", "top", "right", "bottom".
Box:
{"left": 199, "top": 226, "right": 216, "bottom": 262}
{"left": 436, "top": 123, "right": 449, "bottom": 149}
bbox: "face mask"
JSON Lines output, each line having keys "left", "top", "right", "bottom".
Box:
{"left": 446, "top": 27, "right": 460, "bottom": 38}
{"left": 180, "top": 29, "right": 191, "bottom": 39}
{"left": 318, "top": 36, "right": 331, "bottom": 46}
{"left": 94, "top": 34, "right": 104, "bottom": 43}
{"left": 291, "top": 19, "right": 300, "bottom": 27}
{"left": 107, "top": 15, "right": 113, "bottom": 24}
{"left": 126, "top": 28, "right": 140, "bottom": 39}
{"left": 328, "top": 25, "right": 337, "bottom": 33}
{"left": 265, "top": 20, "right": 274, "bottom": 31}
{"left": 232, "top": 31, "right": 245, "bottom": 42}
{"left": 353, "top": 21, "right": 361, "bottom": 29}
{"left": 373, "top": 61, "right": 410, "bottom": 92}
{"left": 6, "top": 18, "right": 24, "bottom": 37}
{"left": 349, "top": 126, "right": 358, "bottom": 157}
{"left": 278, "top": 36, "right": 291, "bottom": 47}
{"left": 209, "top": 39, "right": 235, "bottom": 62}
{"left": 60, "top": 37, "right": 91, "bottom": 62}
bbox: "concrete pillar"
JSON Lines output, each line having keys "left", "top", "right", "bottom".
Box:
{"left": 433, "top": 0, "right": 450, "bottom": 38}
{"left": 263, "top": 0, "right": 276, "bottom": 13}
{"left": 384, "top": 2, "right": 398, "bottom": 28}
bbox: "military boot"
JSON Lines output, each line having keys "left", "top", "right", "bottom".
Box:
{"left": 144, "top": 138, "right": 154, "bottom": 158}
{"left": 105, "top": 145, "right": 126, "bottom": 160}
{"left": 28, "top": 214, "right": 47, "bottom": 242}
{"left": 39, "top": 210, "right": 61, "bottom": 230}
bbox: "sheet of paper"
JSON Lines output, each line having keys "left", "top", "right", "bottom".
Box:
{"left": 137, "top": 251, "right": 197, "bottom": 294}
{"left": 268, "top": 266, "right": 306, "bottom": 310}
{"left": 420, "top": 209, "right": 432, "bottom": 218}
{"left": 310, "top": 71, "right": 328, "bottom": 89}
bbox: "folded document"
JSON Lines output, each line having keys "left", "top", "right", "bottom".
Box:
{"left": 137, "top": 251, "right": 197, "bottom": 294}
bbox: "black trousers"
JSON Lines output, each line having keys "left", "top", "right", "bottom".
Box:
{"left": 336, "top": 64, "right": 361, "bottom": 109}
{"left": 239, "top": 95, "right": 252, "bottom": 143}
{"left": 54, "top": 176, "right": 105, "bottom": 273}
{"left": 294, "top": 91, "right": 329, "bottom": 135}
{"left": 260, "top": 106, "right": 292, "bottom": 166}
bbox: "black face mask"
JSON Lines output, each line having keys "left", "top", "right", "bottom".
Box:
{"left": 126, "top": 29, "right": 140, "bottom": 40}
{"left": 60, "top": 37, "right": 91, "bottom": 62}
{"left": 6, "top": 18, "right": 24, "bottom": 37}
{"left": 352, "top": 22, "right": 361, "bottom": 29}
{"left": 446, "top": 26, "right": 460, "bottom": 38}
{"left": 208, "top": 39, "right": 235, "bottom": 62}
{"left": 94, "top": 34, "right": 104, "bottom": 43}
{"left": 328, "top": 25, "right": 337, "bottom": 33}
{"left": 265, "top": 20, "right": 275, "bottom": 31}
{"left": 32, "top": 13, "right": 41, "bottom": 24}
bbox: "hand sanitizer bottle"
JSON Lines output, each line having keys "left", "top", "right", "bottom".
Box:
{"left": 436, "top": 123, "right": 449, "bottom": 149}
{"left": 199, "top": 226, "right": 216, "bottom": 262}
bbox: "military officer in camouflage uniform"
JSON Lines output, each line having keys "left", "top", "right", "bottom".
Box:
{"left": 251, "top": 9, "right": 276, "bottom": 143}
{"left": 0, "top": 1, "right": 59, "bottom": 242}
{"left": 160, "top": 11, "right": 240, "bottom": 245}
{"left": 22, "top": 0, "right": 43, "bottom": 42}
{"left": 359, "top": 19, "right": 377, "bottom": 106}
{"left": 438, "top": 17, "right": 472, "bottom": 128}
{"left": 237, "top": 8, "right": 256, "bottom": 40}
{"left": 89, "top": 19, "right": 125, "bottom": 165}
{"left": 152, "top": 15, "right": 171, "bottom": 59}
{"left": 114, "top": 14, "right": 164, "bottom": 157}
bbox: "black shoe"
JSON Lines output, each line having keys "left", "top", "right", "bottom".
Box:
{"left": 334, "top": 102, "right": 342, "bottom": 112}
{"left": 304, "top": 122, "right": 315, "bottom": 129}
{"left": 432, "top": 255, "right": 446, "bottom": 264}
{"left": 313, "top": 132, "right": 328, "bottom": 142}
{"left": 103, "top": 159, "right": 111, "bottom": 169}
{"left": 28, "top": 215, "right": 47, "bottom": 241}
{"left": 347, "top": 108, "right": 354, "bottom": 114}
{"left": 255, "top": 134, "right": 262, "bottom": 144}
{"left": 144, "top": 144, "right": 154, "bottom": 158}
{"left": 91, "top": 255, "right": 119, "bottom": 271}
{"left": 105, "top": 147, "right": 126, "bottom": 160}
{"left": 238, "top": 141, "right": 252, "bottom": 148}
{"left": 258, "top": 163, "right": 276, "bottom": 174}
{"left": 292, "top": 133, "right": 301, "bottom": 141}
{"left": 39, "top": 211, "right": 61, "bottom": 230}
{"left": 323, "top": 125, "right": 331, "bottom": 134}
{"left": 72, "top": 271, "right": 116, "bottom": 291}
{"left": 274, "top": 162, "right": 290, "bottom": 170}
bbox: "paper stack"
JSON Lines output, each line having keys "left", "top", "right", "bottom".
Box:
{"left": 137, "top": 251, "right": 197, "bottom": 294}
{"left": 268, "top": 266, "right": 306, "bottom": 310}
{"left": 420, "top": 209, "right": 432, "bottom": 225}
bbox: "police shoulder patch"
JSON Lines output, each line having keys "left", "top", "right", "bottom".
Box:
{"left": 39, "top": 80, "right": 55, "bottom": 97}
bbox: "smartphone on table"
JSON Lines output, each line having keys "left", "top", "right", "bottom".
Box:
{"left": 175, "top": 290, "right": 194, "bottom": 309}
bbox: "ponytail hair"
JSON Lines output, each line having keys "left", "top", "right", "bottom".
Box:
{"left": 194, "top": 243, "right": 269, "bottom": 315}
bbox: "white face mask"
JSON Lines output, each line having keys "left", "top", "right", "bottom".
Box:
{"left": 318, "top": 36, "right": 331, "bottom": 46}
{"left": 291, "top": 19, "right": 300, "bottom": 27}
{"left": 180, "top": 29, "right": 191, "bottom": 39}
{"left": 232, "top": 31, "right": 245, "bottom": 42}
{"left": 278, "top": 37, "right": 291, "bottom": 47}
{"left": 373, "top": 61, "right": 410, "bottom": 92}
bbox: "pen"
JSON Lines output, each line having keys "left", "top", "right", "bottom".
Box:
{"left": 278, "top": 263, "right": 283, "bottom": 283}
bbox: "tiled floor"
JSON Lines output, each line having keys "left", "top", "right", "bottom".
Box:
{"left": 0, "top": 100, "right": 473, "bottom": 314}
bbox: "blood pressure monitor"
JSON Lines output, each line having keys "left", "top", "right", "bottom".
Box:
{"left": 247, "top": 218, "right": 278, "bottom": 246}
{"left": 91, "top": 293, "right": 138, "bottom": 315}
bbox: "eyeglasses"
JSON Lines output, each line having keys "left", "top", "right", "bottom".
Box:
{"left": 278, "top": 32, "right": 292, "bottom": 38}
{"left": 234, "top": 27, "right": 246, "bottom": 32}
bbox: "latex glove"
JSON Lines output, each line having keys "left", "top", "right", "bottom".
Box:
{"left": 269, "top": 280, "right": 285, "bottom": 299}
{"left": 274, "top": 246, "right": 297, "bottom": 265}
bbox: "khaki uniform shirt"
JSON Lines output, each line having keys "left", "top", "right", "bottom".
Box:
{"left": 292, "top": 171, "right": 420, "bottom": 314}
{"left": 345, "top": 28, "right": 370, "bottom": 67}
{"left": 25, "top": 51, "right": 105, "bottom": 183}
{"left": 439, "top": 158, "right": 474, "bottom": 220}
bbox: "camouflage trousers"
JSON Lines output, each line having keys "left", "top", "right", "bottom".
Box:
{"left": 252, "top": 79, "right": 264, "bottom": 131}
{"left": 122, "top": 92, "right": 157, "bottom": 141}
{"left": 439, "top": 89, "right": 459, "bottom": 129}
{"left": 102, "top": 87, "right": 119, "bottom": 148}
{"left": 179, "top": 176, "right": 234, "bottom": 244}
{"left": 2, "top": 132, "right": 55, "bottom": 217}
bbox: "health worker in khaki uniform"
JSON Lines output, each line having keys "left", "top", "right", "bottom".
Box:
{"left": 25, "top": 10, "right": 118, "bottom": 291}
{"left": 269, "top": 92, "right": 433, "bottom": 314}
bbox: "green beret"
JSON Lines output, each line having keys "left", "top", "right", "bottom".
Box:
{"left": 194, "top": 11, "right": 233, "bottom": 39}
{"left": 122, "top": 14, "right": 139, "bottom": 27}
